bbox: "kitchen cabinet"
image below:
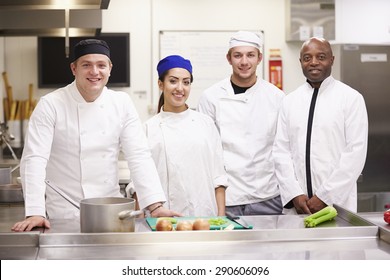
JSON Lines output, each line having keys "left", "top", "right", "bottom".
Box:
{"left": 335, "top": 0, "right": 390, "bottom": 44}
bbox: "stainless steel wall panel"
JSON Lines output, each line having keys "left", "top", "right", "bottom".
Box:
{"left": 285, "top": 0, "right": 335, "bottom": 41}
{"left": 340, "top": 45, "right": 390, "bottom": 195}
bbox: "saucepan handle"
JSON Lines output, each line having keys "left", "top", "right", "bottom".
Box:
{"left": 45, "top": 180, "right": 80, "bottom": 209}
{"left": 118, "top": 209, "right": 143, "bottom": 220}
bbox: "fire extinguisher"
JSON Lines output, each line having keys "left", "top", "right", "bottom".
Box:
{"left": 269, "top": 49, "right": 283, "bottom": 90}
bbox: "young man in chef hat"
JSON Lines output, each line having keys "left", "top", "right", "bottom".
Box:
{"left": 198, "top": 31, "right": 285, "bottom": 216}
{"left": 12, "top": 39, "right": 180, "bottom": 232}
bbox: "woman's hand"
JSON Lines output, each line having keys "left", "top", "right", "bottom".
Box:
{"left": 150, "top": 205, "right": 182, "bottom": 218}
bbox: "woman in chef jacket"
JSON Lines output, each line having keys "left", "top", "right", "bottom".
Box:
{"left": 144, "top": 55, "right": 228, "bottom": 217}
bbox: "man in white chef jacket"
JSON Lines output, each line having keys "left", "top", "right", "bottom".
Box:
{"left": 12, "top": 39, "right": 180, "bottom": 232}
{"left": 273, "top": 37, "right": 368, "bottom": 214}
{"left": 198, "top": 31, "right": 285, "bottom": 216}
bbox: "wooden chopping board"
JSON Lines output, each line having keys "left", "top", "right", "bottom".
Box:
{"left": 146, "top": 216, "right": 253, "bottom": 231}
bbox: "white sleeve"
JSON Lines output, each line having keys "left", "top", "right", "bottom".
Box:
{"left": 315, "top": 93, "right": 368, "bottom": 207}
{"left": 21, "top": 98, "right": 55, "bottom": 217}
{"left": 197, "top": 91, "right": 216, "bottom": 121}
{"left": 120, "top": 97, "right": 166, "bottom": 209}
{"left": 272, "top": 99, "right": 304, "bottom": 207}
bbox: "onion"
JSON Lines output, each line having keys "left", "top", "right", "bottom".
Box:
{"left": 156, "top": 219, "right": 173, "bottom": 231}
{"left": 192, "top": 218, "right": 210, "bottom": 230}
{"left": 176, "top": 220, "right": 193, "bottom": 231}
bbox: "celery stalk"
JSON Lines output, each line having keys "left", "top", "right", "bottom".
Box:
{"left": 304, "top": 206, "right": 338, "bottom": 228}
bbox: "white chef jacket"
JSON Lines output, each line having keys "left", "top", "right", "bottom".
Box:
{"left": 144, "top": 108, "right": 228, "bottom": 216}
{"left": 197, "top": 78, "right": 285, "bottom": 206}
{"left": 21, "top": 82, "right": 166, "bottom": 219}
{"left": 273, "top": 76, "right": 368, "bottom": 213}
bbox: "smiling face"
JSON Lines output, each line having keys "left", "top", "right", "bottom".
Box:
{"left": 71, "top": 53, "right": 112, "bottom": 102}
{"left": 159, "top": 67, "right": 192, "bottom": 113}
{"left": 299, "top": 38, "right": 334, "bottom": 88}
{"left": 227, "top": 45, "right": 262, "bottom": 87}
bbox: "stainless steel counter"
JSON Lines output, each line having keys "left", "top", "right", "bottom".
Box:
{"left": 1, "top": 204, "right": 390, "bottom": 260}
{"left": 357, "top": 211, "right": 390, "bottom": 244}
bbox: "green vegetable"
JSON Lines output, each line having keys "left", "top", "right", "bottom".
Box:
{"left": 157, "top": 217, "right": 177, "bottom": 224}
{"left": 208, "top": 217, "right": 227, "bottom": 226}
{"left": 304, "top": 206, "right": 338, "bottom": 228}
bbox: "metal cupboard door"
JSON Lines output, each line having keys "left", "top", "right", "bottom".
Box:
{"left": 340, "top": 45, "right": 390, "bottom": 195}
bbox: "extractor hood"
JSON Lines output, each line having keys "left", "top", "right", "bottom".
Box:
{"left": 0, "top": 0, "right": 110, "bottom": 37}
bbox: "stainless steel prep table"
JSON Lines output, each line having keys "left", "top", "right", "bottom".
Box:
{"left": 1, "top": 205, "right": 390, "bottom": 260}
{"left": 0, "top": 203, "right": 42, "bottom": 259}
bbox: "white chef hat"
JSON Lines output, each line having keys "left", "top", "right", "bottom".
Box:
{"left": 229, "top": 31, "right": 262, "bottom": 51}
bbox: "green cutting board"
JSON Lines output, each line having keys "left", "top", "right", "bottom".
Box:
{"left": 146, "top": 216, "right": 252, "bottom": 231}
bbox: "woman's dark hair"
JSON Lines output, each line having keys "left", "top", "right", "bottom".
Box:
{"left": 157, "top": 93, "right": 165, "bottom": 113}
{"left": 157, "top": 70, "right": 194, "bottom": 113}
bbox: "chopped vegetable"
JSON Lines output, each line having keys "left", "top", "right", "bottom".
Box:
{"left": 157, "top": 217, "right": 177, "bottom": 224}
{"left": 384, "top": 209, "right": 390, "bottom": 224}
{"left": 304, "top": 206, "right": 338, "bottom": 228}
{"left": 208, "top": 217, "right": 227, "bottom": 226}
{"left": 224, "top": 224, "right": 235, "bottom": 231}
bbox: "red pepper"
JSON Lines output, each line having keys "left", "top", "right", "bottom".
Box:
{"left": 384, "top": 209, "right": 390, "bottom": 224}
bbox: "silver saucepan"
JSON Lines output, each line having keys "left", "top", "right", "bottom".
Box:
{"left": 45, "top": 180, "right": 142, "bottom": 233}
{"left": 80, "top": 197, "right": 143, "bottom": 233}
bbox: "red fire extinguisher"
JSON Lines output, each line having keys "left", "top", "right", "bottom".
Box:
{"left": 269, "top": 49, "right": 283, "bottom": 90}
